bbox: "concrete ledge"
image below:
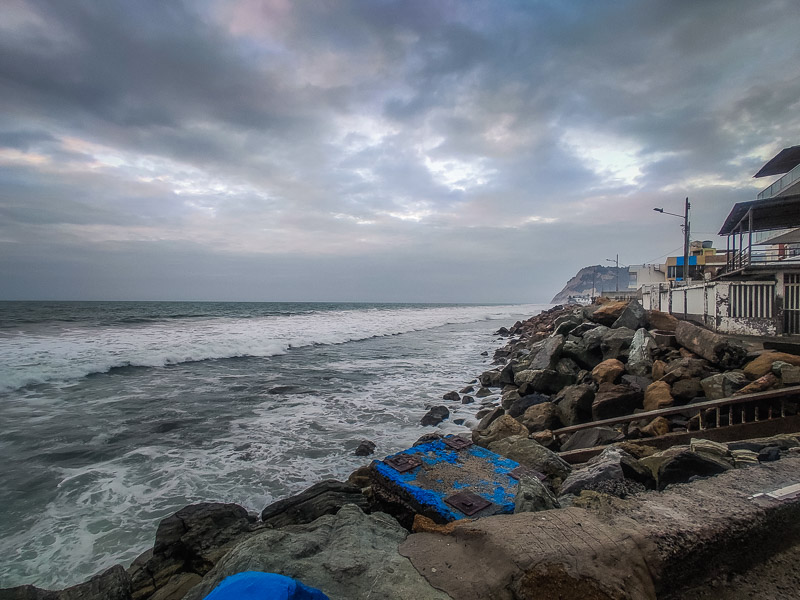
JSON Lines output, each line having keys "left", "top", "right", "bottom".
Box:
{"left": 398, "top": 455, "right": 800, "bottom": 600}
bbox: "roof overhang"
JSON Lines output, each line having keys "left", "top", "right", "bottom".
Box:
{"left": 718, "top": 194, "right": 800, "bottom": 235}
{"left": 754, "top": 145, "right": 800, "bottom": 177}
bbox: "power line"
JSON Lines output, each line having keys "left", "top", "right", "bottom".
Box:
{"left": 642, "top": 245, "right": 684, "bottom": 264}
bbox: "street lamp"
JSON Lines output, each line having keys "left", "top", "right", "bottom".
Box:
{"left": 654, "top": 197, "right": 691, "bottom": 283}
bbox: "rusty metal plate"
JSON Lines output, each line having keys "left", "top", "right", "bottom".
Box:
{"left": 508, "top": 465, "right": 545, "bottom": 481}
{"left": 384, "top": 454, "right": 422, "bottom": 473}
{"left": 444, "top": 491, "right": 491, "bottom": 516}
{"left": 442, "top": 436, "right": 473, "bottom": 450}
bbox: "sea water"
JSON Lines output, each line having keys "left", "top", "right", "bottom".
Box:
{"left": 0, "top": 301, "right": 544, "bottom": 589}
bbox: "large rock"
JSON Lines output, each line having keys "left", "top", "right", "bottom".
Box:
{"left": 472, "top": 414, "right": 528, "bottom": 447}
{"left": 559, "top": 447, "right": 655, "bottom": 497}
{"left": 660, "top": 357, "right": 715, "bottom": 384}
{"left": 514, "top": 369, "right": 570, "bottom": 395}
{"left": 420, "top": 406, "right": 449, "bottom": 426}
{"left": 600, "top": 327, "right": 636, "bottom": 361}
{"left": 589, "top": 301, "right": 629, "bottom": 326}
{"left": 507, "top": 392, "right": 550, "bottom": 418}
{"left": 260, "top": 480, "right": 368, "bottom": 527}
{"left": 700, "top": 372, "right": 748, "bottom": 400}
{"left": 612, "top": 300, "right": 647, "bottom": 331}
{"left": 646, "top": 310, "right": 679, "bottom": 332}
{"left": 526, "top": 335, "right": 565, "bottom": 371}
{"left": 518, "top": 402, "right": 562, "bottom": 432}
{"left": 670, "top": 378, "right": 703, "bottom": 403}
{"left": 554, "top": 384, "right": 595, "bottom": 426}
{"left": 592, "top": 383, "right": 643, "bottom": 420}
{"left": 743, "top": 351, "right": 800, "bottom": 379}
{"left": 656, "top": 450, "right": 731, "bottom": 490}
{"left": 128, "top": 503, "right": 257, "bottom": 599}
{"left": 514, "top": 476, "right": 560, "bottom": 513}
{"left": 591, "top": 358, "right": 625, "bottom": 384}
{"left": 641, "top": 417, "right": 670, "bottom": 437}
{"left": 674, "top": 321, "right": 748, "bottom": 369}
{"left": 183, "top": 505, "right": 450, "bottom": 600}
{"left": 561, "top": 338, "right": 602, "bottom": 370}
{"left": 734, "top": 372, "right": 779, "bottom": 395}
{"left": 559, "top": 426, "right": 624, "bottom": 452}
{"left": 626, "top": 328, "right": 656, "bottom": 377}
{"left": 1, "top": 566, "right": 132, "bottom": 600}
{"left": 487, "top": 436, "right": 572, "bottom": 482}
{"left": 643, "top": 381, "right": 673, "bottom": 412}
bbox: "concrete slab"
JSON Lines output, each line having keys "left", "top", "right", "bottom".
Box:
{"left": 370, "top": 436, "right": 527, "bottom": 523}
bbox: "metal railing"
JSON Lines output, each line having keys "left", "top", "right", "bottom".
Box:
{"left": 757, "top": 162, "right": 800, "bottom": 199}
{"left": 726, "top": 244, "right": 800, "bottom": 272}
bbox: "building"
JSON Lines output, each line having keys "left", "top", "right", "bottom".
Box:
{"left": 642, "top": 145, "right": 800, "bottom": 336}
{"left": 664, "top": 241, "right": 727, "bottom": 282}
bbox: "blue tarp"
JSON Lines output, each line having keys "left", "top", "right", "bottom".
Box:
{"left": 202, "top": 572, "right": 329, "bottom": 600}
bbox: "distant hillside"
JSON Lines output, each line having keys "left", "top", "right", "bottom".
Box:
{"left": 551, "top": 265, "right": 630, "bottom": 303}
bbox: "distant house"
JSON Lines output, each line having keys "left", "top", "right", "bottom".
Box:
{"left": 642, "top": 146, "right": 800, "bottom": 336}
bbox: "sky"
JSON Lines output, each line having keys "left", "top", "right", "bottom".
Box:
{"left": 1, "top": 0, "right": 799, "bottom": 303}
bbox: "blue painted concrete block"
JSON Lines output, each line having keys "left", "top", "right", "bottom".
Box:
{"left": 370, "top": 437, "right": 523, "bottom": 523}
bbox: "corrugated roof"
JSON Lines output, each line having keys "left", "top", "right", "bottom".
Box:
{"left": 718, "top": 194, "right": 800, "bottom": 235}
{"left": 754, "top": 145, "right": 800, "bottom": 177}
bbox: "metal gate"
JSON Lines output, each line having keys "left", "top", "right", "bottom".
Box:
{"left": 786, "top": 273, "right": 800, "bottom": 334}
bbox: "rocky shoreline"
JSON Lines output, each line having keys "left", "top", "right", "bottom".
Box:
{"left": 4, "top": 300, "right": 800, "bottom": 600}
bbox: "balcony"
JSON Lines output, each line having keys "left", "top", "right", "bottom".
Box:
{"left": 757, "top": 162, "right": 800, "bottom": 200}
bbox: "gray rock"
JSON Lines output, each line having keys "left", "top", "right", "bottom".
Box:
{"left": 354, "top": 440, "right": 376, "bottom": 456}
{"left": 621, "top": 374, "right": 653, "bottom": 393}
{"left": 776, "top": 362, "right": 800, "bottom": 385}
{"left": 476, "top": 386, "right": 493, "bottom": 398}
{"left": 526, "top": 335, "right": 565, "bottom": 371}
{"left": 461, "top": 395, "right": 474, "bottom": 404}
{"left": 261, "top": 480, "right": 368, "bottom": 527}
{"left": 671, "top": 378, "right": 703, "bottom": 403}
{"left": 600, "top": 327, "right": 636, "bottom": 361}
{"left": 591, "top": 382, "right": 643, "bottom": 420}
{"left": 674, "top": 321, "right": 748, "bottom": 369}
{"left": 182, "top": 505, "right": 450, "bottom": 600}
{"left": 514, "top": 477, "right": 560, "bottom": 513}
{"left": 474, "top": 406, "right": 504, "bottom": 432}
{"left": 0, "top": 566, "right": 131, "bottom": 600}
{"left": 420, "top": 406, "right": 449, "bottom": 426}
{"left": 554, "top": 384, "right": 595, "bottom": 426}
{"left": 515, "top": 369, "right": 571, "bottom": 395}
{"left": 442, "top": 391, "right": 460, "bottom": 402}
{"left": 487, "top": 435, "right": 572, "bottom": 483}
{"left": 501, "top": 389, "right": 521, "bottom": 410}
{"left": 559, "top": 426, "right": 624, "bottom": 452}
{"left": 612, "top": 300, "right": 647, "bottom": 330}
{"left": 626, "top": 328, "right": 656, "bottom": 377}
{"left": 507, "top": 393, "right": 550, "bottom": 419}
{"left": 657, "top": 450, "right": 732, "bottom": 490}
{"left": 559, "top": 446, "right": 654, "bottom": 497}
{"left": 561, "top": 338, "right": 602, "bottom": 370}
{"left": 700, "top": 372, "right": 748, "bottom": 400}
{"left": 478, "top": 368, "right": 502, "bottom": 388}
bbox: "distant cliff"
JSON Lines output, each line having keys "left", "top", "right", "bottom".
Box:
{"left": 551, "top": 265, "right": 630, "bottom": 303}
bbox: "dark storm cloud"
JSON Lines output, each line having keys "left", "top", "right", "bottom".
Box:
{"left": 1, "top": 0, "right": 799, "bottom": 301}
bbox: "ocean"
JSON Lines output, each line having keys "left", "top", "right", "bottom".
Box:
{"left": 0, "top": 301, "right": 545, "bottom": 589}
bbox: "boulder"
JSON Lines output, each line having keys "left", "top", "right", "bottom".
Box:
{"left": 626, "top": 328, "right": 656, "bottom": 377}
{"left": 700, "top": 372, "right": 748, "bottom": 400}
{"left": 612, "top": 300, "right": 647, "bottom": 331}
{"left": 500, "top": 389, "right": 521, "bottom": 410}
{"left": 461, "top": 395, "right": 474, "bottom": 404}
{"left": 1, "top": 566, "right": 132, "bottom": 600}
{"left": 459, "top": 385, "right": 475, "bottom": 394}
{"left": 559, "top": 447, "right": 654, "bottom": 497}
{"left": 674, "top": 321, "right": 748, "bottom": 369}
{"left": 487, "top": 435, "right": 572, "bottom": 482}
{"left": 420, "top": 406, "right": 449, "bottom": 426}
{"left": 515, "top": 369, "right": 570, "bottom": 395}
{"left": 759, "top": 446, "right": 781, "bottom": 462}
{"left": 507, "top": 393, "right": 550, "bottom": 419}
{"left": 479, "top": 369, "right": 502, "bottom": 388}
{"left": 591, "top": 359, "right": 625, "bottom": 384}
{"left": 660, "top": 357, "right": 715, "bottom": 384}
{"left": 621, "top": 374, "right": 653, "bottom": 393}
{"left": 261, "top": 480, "right": 368, "bottom": 527}
{"left": 656, "top": 450, "right": 731, "bottom": 490}
{"left": 646, "top": 310, "right": 679, "bottom": 332}
{"left": 514, "top": 476, "right": 560, "bottom": 513}
{"left": 476, "top": 386, "right": 493, "bottom": 398}
{"left": 559, "top": 426, "right": 624, "bottom": 452}
{"left": 731, "top": 449, "right": 759, "bottom": 467}
{"left": 779, "top": 363, "right": 800, "bottom": 386}
{"left": 592, "top": 383, "right": 643, "bottom": 420}
{"left": 561, "top": 338, "right": 602, "bottom": 370}
{"left": 526, "top": 335, "right": 565, "bottom": 371}
{"left": 651, "top": 360, "right": 667, "bottom": 381}
{"left": 442, "top": 391, "right": 460, "bottom": 402}
{"left": 643, "top": 381, "right": 673, "bottom": 412}
{"left": 183, "top": 506, "right": 450, "bottom": 600}
{"left": 354, "top": 440, "right": 376, "bottom": 456}
{"left": 743, "top": 351, "right": 800, "bottom": 379}
{"left": 641, "top": 417, "right": 670, "bottom": 437}
{"left": 473, "top": 406, "right": 504, "bottom": 433}
{"left": 472, "top": 414, "right": 528, "bottom": 447}
{"left": 734, "top": 372, "right": 779, "bottom": 395}
{"left": 529, "top": 429, "right": 558, "bottom": 450}
{"left": 553, "top": 384, "right": 595, "bottom": 426}
{"left": 518, "top": 402, "right": 562, "bottom": 432}
{"left": 498, "top": 362, "right": 516, "bottom": 385}
{"left": 670, "top": 378, "right": 703, "bottom": 403}
{"left": 589, "top": 301, "right": 629, "bottom": 326}
{"left": 600, "top": 327, "right": 636, "bottom": 361}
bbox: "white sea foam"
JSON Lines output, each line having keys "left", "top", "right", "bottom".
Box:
{"left": 0, "top": 304, "right": 543, "bottom": 392}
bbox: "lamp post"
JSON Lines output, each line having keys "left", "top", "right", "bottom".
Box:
{"left": 654, "top": 197, "right": 691, "bottom": 283}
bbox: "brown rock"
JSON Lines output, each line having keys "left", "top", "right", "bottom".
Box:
{"left": 651, "top": 360, "right": 667, "bottom": 381}
{"left": 641, "top": 416, "right": 670, "bottom": 437}
{"left": 472, "top": 414, "right": 528, "bottom": 447}
{"left": 734, "top": 372, "right": 780, "bottom": 395}
{"left": 519, "top": 403, "right": 562, "bottom": 432}
{"left": 644, "top": 381, "right": 673, "bottom": 412}
{"left": 590, "top": 301, "right": 629, "bottom": 326}
{"left": 530, "top": 429, "right": 558, "bottom": 450}
{"left": 591, "top": 383, "right": 643, "bottom": 420}
{"left": 743, "top": 352, "right": 800, "bottom": 379}
{"left": 591, "top": 358, "right": 625, "bottom": 384}
{"left": 647, "top": 310, "right": 679, "bottom": 332}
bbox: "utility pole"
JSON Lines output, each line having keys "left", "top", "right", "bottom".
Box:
{"left": 683, "top": 197, "right": 691, "bottom": 283}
